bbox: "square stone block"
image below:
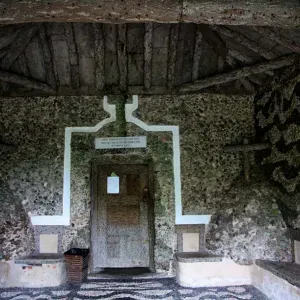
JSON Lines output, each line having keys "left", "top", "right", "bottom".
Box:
{"left": 182, "top": 233, "right": 199, "bottom": 252}
{"left": 40, "top": 234, "right": 58, "bottom": 253}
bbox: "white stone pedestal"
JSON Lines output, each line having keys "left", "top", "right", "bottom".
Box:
{"left": 175, "top": 252, "right": 251, "bottom": 287}
{"left": 0, "top": 254, "right": 67, "bottom": 288}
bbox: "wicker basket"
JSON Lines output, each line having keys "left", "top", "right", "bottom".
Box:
{"left": 64, "top": 248, "right": 89, "bottom": 284}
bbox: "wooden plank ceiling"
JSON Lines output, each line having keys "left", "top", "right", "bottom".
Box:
{"left": 0, "top": 22, "right": 300, "bottom": 96}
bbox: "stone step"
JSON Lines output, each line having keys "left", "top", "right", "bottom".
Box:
{"left": 175, "top": 251, "right": 223, "bottom": 263}
{"left": 256, "top": 259, "right": 300, "bottom": 288}
{"left": 14, "top": 253, "right": 64, "bottom": 265}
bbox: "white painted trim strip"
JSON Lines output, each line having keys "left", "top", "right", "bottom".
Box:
{"left": 31, "top": 96, "right": 116, "bottom": 226}
{"left": 31, "top": 95, "right": 211, "bottom": 226}
{"left": 126, "top": 95, "right": 211, "bottom": 225}
{"left": 30, "top": 216, "right": 70, "bottom": 226}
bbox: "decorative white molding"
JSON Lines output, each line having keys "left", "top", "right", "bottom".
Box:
{"left": 31, "top": 216, "right": 70, "bottom": 226}
{"left": 126, "top": 95, "right": 211, "bottom": 225}
{"left": 30, "top": 96, "right": 116, "bottom": 226}
{"left": 31, "top": 95, "right": 211, "bottom": 226}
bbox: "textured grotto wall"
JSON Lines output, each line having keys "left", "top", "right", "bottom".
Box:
{"left": 137, "top": 95, "right": 254, "bottom": 216}
{"left": 206, "top": 171, "right": 292, "bottom": 264}
{"left": 59, "top": 93, "right": 254, "bottom": 271}
{"left": 0, "top": 95, "right": 174, "bottom": 271}
{"left": 1, "top": 93, "right": 283, "bottom": 269}
{"left": 0, "top": 179, "right": 34, "bottom": 259}
{"left": 255, "top": 66, "right": 300, "bottom": 230}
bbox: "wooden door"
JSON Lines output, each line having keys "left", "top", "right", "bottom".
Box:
{"left": 92, "top": 164, "right": 150, "bottom": 269}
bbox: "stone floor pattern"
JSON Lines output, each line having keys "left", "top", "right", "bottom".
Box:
{"left": 0, "top": 278, "right": 269, "bottom": 300}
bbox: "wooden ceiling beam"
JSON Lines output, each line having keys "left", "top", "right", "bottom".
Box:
{"left": 0, "top": 29, "right": 19, "bottom": 52}
{"left": 227, "top": 42, "right": 272, "bottom": 82}
{"left": 0, "top": 70, "right": 55, "bottom": 93}
{"left": 1, "top": 1, "right": 300, "bottom": 27}
{"left": 240, "top": 78, "right": 256, "bottom": 93}
{"left": 117, "top": 24, "right": 128, "bottom": 92}
{"left": 248, "top": 76, "right": 263, "bottom": 86}
{"left": 192, "top": 26, "right": 203, "bottom": 81}
{"left": 199, "top": 25, "right": 229, "bottom": 60}
{"left": 64, "top": 23, "right": 80, "bottom": 89}
{"left": 144, "top": 23, "right": 153, "bottom": 90}
{"left": 212, "top": 26, "right": 277, "bottom": 60}
{"left": 38, "top": 25, "right": 57, "bottom": 89}
{"left": 167, "top": 24, "right": 179, "bottom": 90}
{"left": 93, "top": 24, "right": 105, "bottom": 91}
{"left": 1, "top": 24, "right": 39, "bottom": 69}
{"left": 252, "top": 26, "right": 300, "bottom": 53}
{"left": 228, "top": 49, "right": 254, "bottom": 65}
{"left": 180, "top": 54, "right": 299, "bottom": 93}
{"left": 200, "top": 25, "right": 255, "bottom": 93}
{"left": 0, "top": 24, "right": 39, "bottom": 94}
{"left": 17, "top": 53, "right": 30, "bottom": 77}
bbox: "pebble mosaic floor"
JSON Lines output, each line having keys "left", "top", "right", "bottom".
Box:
{"left": 0, "top": 278, "right": 269, "bottom": 300}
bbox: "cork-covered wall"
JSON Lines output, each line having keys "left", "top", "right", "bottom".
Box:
{"left": 255, "top": 67, "right": 300, "bottom": 230}
{"left": 0, "top": 93, "right": 291, "bottom": 269}
{"left": 0, "top": 179, "right": 34, "bottom": 259}
{"left": 206, "top": 171, "right": 292, "bottom": 264}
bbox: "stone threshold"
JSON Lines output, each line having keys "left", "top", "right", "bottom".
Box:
{"left": 175, "top": 251, "right": 223, "bottom": 263}
{"left": 88, "top": 272, "right": 173, "bottom": 280}
{"left": 14, "top": 253, "right": 64, "bottom": 265}
{"left": 256, "top": 259, "right": 300, "bottom": 288}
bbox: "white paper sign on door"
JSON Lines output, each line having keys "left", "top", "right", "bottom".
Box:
{"left": 107, "top": 176, "right": 120, "bottom": 194}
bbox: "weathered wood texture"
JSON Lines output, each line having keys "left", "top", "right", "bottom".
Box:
{"left": 117, "top": 24, "right": 128, "bottom": 91}
{"left": 38, "top": 25, "right": 56, "bottom": 89}
{"left": 1, "top": 22, "right": 300, "bottom": 96}
{"left": 213, "top": 26, "right": 277, "bottom": 60}
{"left": 127, "top": 24, "right": 144, "bottom": 86}
{"left": 0, "top": 70, "right": 54, "bottom": 93}
{"left": 91, "top": 164, "right": 151, "bottom": 269}
{"left": 1, "top": 24, "right": 39, "bottom": 69}
{"left": 192, "top": 27, "right": 203, "bottom": 82}
{"left": 1, "top": 1, "right": 300, "bottom": 27}
{"left": 93, "top": 24, "right": 105, "bottom": 91}
{"left": 144, "top": 23, "right": 153, "bottom": 90}
{"left": 167, "top": 24, "right": 179, "bottom": 89}
{"left": 151, "top": 24, "right": 170, "bottom": 86}
{"left": 183, "top": 0, "right": 300, "bottom": 27}
{"left": 64, "top": 23, "right": 80, "bottom": 89}
{"left": 252, "top": 26, "right": 300, "bottom": 53}
{"left": 180, "top": 54, "right": 298, "bottom": 92}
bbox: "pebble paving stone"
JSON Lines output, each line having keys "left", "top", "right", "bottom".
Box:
{"left": 0, "top": 278, "right": 270, "bottom": 299}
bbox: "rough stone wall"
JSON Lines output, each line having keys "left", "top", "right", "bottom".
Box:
{"left": 206, "top": 171, "right": 292, "bottom": 264}
{"left": 1, "top": 93, "right": 285, "bottom": 268}
{"left": 255, "top": 67, "right": 300, "bottom": 230}
{"left": 137, "top": 95, "right": 254, "bottom": 215}
{"left": 0, "top": 179, "right": 34, "bottom": 260}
